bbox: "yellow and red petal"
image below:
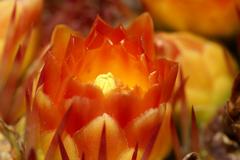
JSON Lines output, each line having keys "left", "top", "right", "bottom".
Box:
{"left": 73, "top": 114, "right": 129, "bottom": 160}
{"left": 125, "top": 104, "right": 172, "bottom": 160}
{"left": 127, "top": 13, "right": 155, "bottom": 60}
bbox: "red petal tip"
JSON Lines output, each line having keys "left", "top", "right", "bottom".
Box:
{"left": 131, "top": 143, "right": 139, "bottom": 160}
{"left": 191, "top": 107, "right": 200, "bottom": 153}
{"left": 28, "top": 148, "right": 36, "bottom": 160}
{"left": 58, "top": 135, "right": 70, "bottom": 160}
{"left": 170, "top": 117, "right": 182, "bottom": 160}
{"left": 98, "top": 122, "right": 107, "bottom": 160}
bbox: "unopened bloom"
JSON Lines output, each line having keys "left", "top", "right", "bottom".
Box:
{"left": 155, "top": 32, "right": 238, "bottom": 122}
{"left": 141, "top": 0, "right": 240, "bottom": 38}
{"left": 26, "top": 13, "right": 178, "bottom": 160}
{"left": 0, "top": 0, "right": 42, "bottom": 124}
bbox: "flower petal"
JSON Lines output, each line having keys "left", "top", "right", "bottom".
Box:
{"left": 127, "top": 13, "right": 155, "bottom": 60}
{"left": 125, "top": 104, "right": 172, "bottom": 159}
{"left": 73, "top": 114, "right": 129, "bottom": 160}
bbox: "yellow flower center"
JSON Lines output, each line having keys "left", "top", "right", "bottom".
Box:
{"left": 94, "top": 72, "right": 116, "bottom": 94}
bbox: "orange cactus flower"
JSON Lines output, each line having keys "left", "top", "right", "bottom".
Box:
{"left": 141, "top": 0, "right": 240, "bottom": 38}
{"left": 155, "top": 32, "right": 238, "bottom": 122}
{"left": 0, "top": 0, "right": 43, "bottom": 124}
{"left": 25, "top": 13, "right": 178, "bottom": 160}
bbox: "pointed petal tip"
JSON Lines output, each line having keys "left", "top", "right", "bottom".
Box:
{"left": 10, "top": 1, "right": 17, "bottom": 22}
{"left": 58, "top": 135, "right": 70, "bottom": 160}
{"left": 98, "top": 122, "right": 107, "bottom": 160}
{"left": 131, "top": 143, "right": 139, "bottom": 160}
{"left": 27, "top": 148, "right": 36, "bottom": 160}
{"left": 191, "top": 106, "right": 200, "bottom": 153}
{"left": 170, "top": 117, "right": 182, "bottom": 160}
